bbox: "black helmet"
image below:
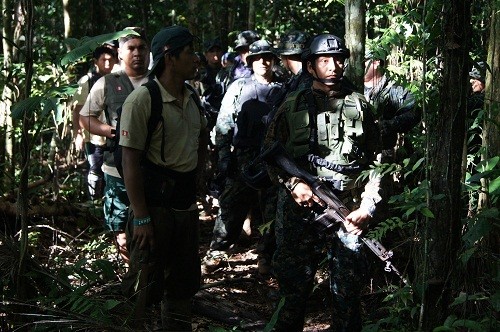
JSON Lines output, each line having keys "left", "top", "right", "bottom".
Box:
{"left": 246, "top": 40, "right": 278, "bottom": 65}
{"left": 234, "top": 30, "right": 261, "bottom": 51}
{"left": 302, "top": 33, "right": 350, "bottom": 62}
{"left": 278, "top": 30, "right": 310, "bottom": 56}
{"left": 241, "top": 161, "right": 272, "bottom": 190}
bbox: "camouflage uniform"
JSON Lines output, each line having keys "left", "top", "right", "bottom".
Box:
{"left": 364, "top": 57, "right": 419, "bottom": 221}
{"left": 363, "top": 74, "right": 418, "bottom": 162}
{"left": 210, "top": 73, "right": 282, "bottom": 252}
{"left": 265, "top": 83, "right": 381, "bottom": 331}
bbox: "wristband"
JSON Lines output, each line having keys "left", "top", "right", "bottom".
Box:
{"left": 133, "top": 216, "right": 151, "bottom": 226}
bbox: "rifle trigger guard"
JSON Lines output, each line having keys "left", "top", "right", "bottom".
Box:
{"left": 384, "top": 261, "right": 392, "bottom": 273}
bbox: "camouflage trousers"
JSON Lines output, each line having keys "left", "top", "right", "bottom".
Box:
{"left": 272, "top": 187, "right": 368, "bottom": 332}
{"left": 103, "top": 173, "right": 129, "bottom": 232}
{"left": 210, "top": 175, "right": 277, "bottom": 256}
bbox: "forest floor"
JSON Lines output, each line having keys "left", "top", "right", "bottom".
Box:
{"left": 2, "top": 187, "right": 403, "bottom": 331}
{"left": 192, "top": 195, "right": 334, "bottom": 331}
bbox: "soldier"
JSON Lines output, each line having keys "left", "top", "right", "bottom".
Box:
{"left": 120, "top": 26, "right": 206, "bottom": 330}
{"left": 79, "top": 27, "right": 150, "bottom": 264}
{"left": 72, "top": 45, "right": 118, "bottom": 200}
{"left": 364, "top": 48, "right": 420, "bottom": 222}
{"left": 229, "top": 30, "right": 261, "bottom": 83}
{"left": 266, "top": 30, "right": 312, "bottom": 123}
{"left": 264, "top": 33, "right": 381, "bottom": 331}
{"left": 201, "top": 37, "right": 226, "bottom": 128}
{"left": 203, "top": 40, "right": 283, "bottom": 274}
{"left": 364, "top": 49, "right": 419, "bottom": 163}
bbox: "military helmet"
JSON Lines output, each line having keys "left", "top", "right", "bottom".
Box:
{"left": 234, "top": 30, "right": 261, "bottom": 51}
{"left": 278, "top": 30, "right": 310, "bottom": 56}
{"left": 469, "top": 61, "right": 488, "bottom": 83}
{"left": 302, "top": 33, "right": 350, "bottom": 61}
{"left": 246, "top": 40, "right": 278, "bottom": 64}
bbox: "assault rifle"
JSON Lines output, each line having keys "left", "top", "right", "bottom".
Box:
{"left": 261, "top": 142, "right": 409, "bottom": 285}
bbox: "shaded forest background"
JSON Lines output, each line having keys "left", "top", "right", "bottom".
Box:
{"left": 0, "top": 0, "right": 499, "bottom": 331}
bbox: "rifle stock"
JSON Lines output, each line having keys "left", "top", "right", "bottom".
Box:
{"left": 261, "top": 142, "right": 409, "bottom": 285}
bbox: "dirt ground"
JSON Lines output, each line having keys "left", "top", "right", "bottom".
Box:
{"left": 192, "top": 197, "right": 334, "bottom": 332}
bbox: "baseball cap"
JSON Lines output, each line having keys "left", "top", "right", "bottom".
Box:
{"left": 204, "top": 37, "right": 223, "bottom": 52}
{"left": 118, "top": 27, "right": 147, "bottom": 47}
{"left": 150, "top": 26, "right": 195, "bottom": 75}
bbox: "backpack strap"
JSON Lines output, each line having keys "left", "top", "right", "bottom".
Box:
{"left": 184, "top": 82, "right": 205, "bottom": 115}
{"left": 143, "top": 80, "right": 166, "bottom": 162}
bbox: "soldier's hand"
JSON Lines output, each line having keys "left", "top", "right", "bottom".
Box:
{"left": 291, "top": 182, "right": 322, "bottom": 208}
{"left": 345, "top": 209, "right": 371, "bottom": 235}
{"left": 133, "top": 223, "right": 155, "bottom": 251}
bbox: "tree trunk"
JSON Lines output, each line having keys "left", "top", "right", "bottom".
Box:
{"left": 62, "top": 0, "right": 70, "bottom": 39}
{"left": 188, "top": 0, "right": 198, "bottom": 37}
{"left": 344, "top": 0, "right": 366, "bottom": 90}
{"left": 1, "top": 0, "right": 15, "bottom": 189}
{"left": 248, "top": 0, "right": 255, "bottom": 30}
{"left": 479, "top": 0, "right": 500, "bottom": 210}
{"left": 421, "top": 0, "right": 470, "bottom": 329}
{"left": 16, "top": 0, "right": 34, "bottom": 301}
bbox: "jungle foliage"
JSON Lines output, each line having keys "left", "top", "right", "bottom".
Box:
{"left": 0, "top": 0, "right": 498, "bottom": 331}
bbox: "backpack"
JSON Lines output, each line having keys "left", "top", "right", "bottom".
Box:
{"left": 112, "top": 80, "right": 204, "bottom": 178}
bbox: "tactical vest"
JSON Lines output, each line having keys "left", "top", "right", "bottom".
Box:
{"left": 103, "top": 71, "right": 135, "bottom": 167}
{"left": 283, "top": 88, "right": 370, "bottom": 190}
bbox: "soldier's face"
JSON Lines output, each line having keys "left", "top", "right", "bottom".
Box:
{"left": 251, "top": 54, "right": 275, "bottom": 77}
{"left": 205, "top": 46, "right": 223, "bottom": 67}
{"left": 118, "top": 38, "right": 150, "bottom": 74}
{"left": 172, "top": 44, "right": 199, "bottom": 80}
{"left": 308, "top": 55, "right": 345, "bottom": 85}
{"left": 281, "top": 54, "right": 302, "bottom": 75}
{"left": 470, "top": 78, "right": 485, "bottom": 93}
{"left": 94, "top": 53, "right": 118, "bottom": 75}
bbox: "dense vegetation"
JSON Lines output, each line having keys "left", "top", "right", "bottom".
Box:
{"left": 1, "top": 0, "right": 498, "bottom": 331}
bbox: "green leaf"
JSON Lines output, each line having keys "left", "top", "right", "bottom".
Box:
{"left": 451, "top": 319, "right": 484, "bottom": 331}
{"left": 104, "top": 299, "right": 121, "bottom": 310}
{"left": 420, "top": 207, "right": 434, "bottom": 218}
{"left": 47, "top": 83, "right": 79, "bottom": 97}
{"left": 476, "top": 156, "right": 499, "bottom": 172}
{"left": 60, "top": 29, "right": 139, "bottom": 66}
{"left": 459, "top": 247, "right": 476, "bottom": 265}
{"left": 488, "top": 175, "right": 500, "bottom": 194}
{"left": 11, "top": 96, "right": 45, "bottom": 119}
{"left": 412, "top": 157, "right": 425, "bottom": 172}
{"left": 490, "top": 291, "right": 500, "bottom": 311}
{"left": 463, "top": 218, "right": 492, "bottom": 246}
{"left": 42, "top": 98, "right": 58, "bottom": 118}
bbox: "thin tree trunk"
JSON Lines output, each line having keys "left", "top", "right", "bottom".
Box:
{"left": 1, "top": 0, "right": 15, "bottom": 189}
{"left": 17, "top": 0, "right": 34, "bottom": 300}
{"left": 248, "top": 0, "right": 255, "bottom": 30}
{"left": 63, "top": 0, "right": 70, "bottom": 39}
{"left": 344, "top": 0, "right": 366, "bottom": 90}
{"left": 422, "top": 0, "right": 470, "bottom": 328}
{"left": 479, "top": 0, "right": 500, "bottom": 210}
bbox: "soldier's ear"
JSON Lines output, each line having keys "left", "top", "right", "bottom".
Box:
{"left": 306, "top": 60, "right": 314, "bottom": 75}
